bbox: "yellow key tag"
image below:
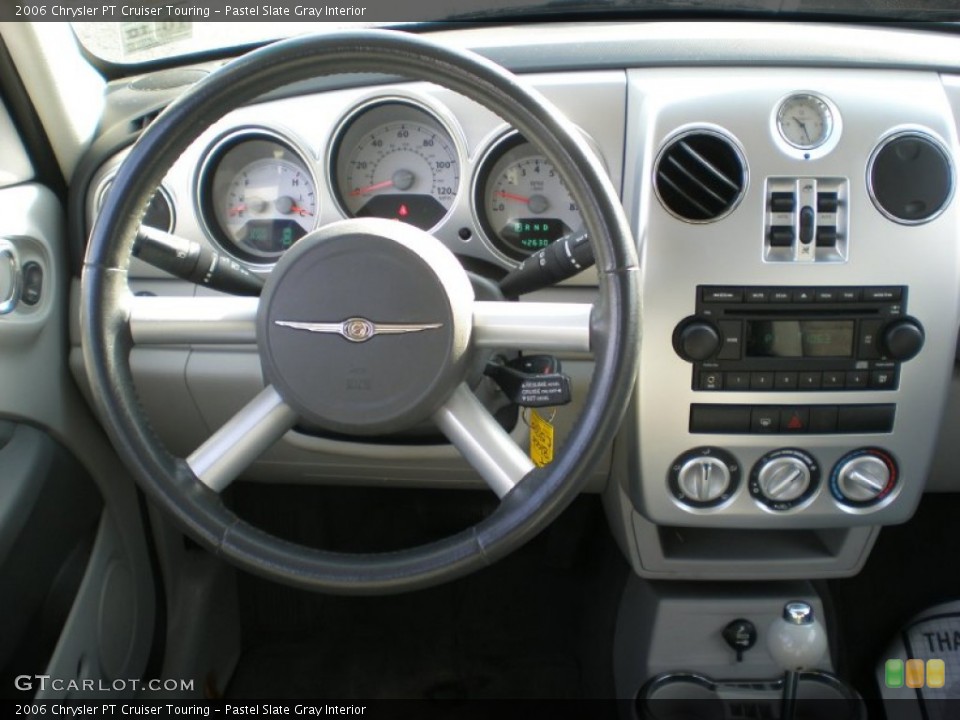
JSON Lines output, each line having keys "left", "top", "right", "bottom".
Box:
{"left": 529, "top": 409, "right": 555, "bottom": 467}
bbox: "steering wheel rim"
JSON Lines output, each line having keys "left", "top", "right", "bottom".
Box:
{"left": 81, "top": 29, "right": 639, "bottom": 594}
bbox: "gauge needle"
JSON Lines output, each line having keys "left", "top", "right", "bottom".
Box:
{"left": 496, "top": 190, "right": 530, "bottom": 204}
{"left": 290, "top": 205, "right": 313, "bottom": 217}
{"left": 794, "top": 117, "right": 811, "bottom": 142}
{"left": 350, "top": 179, "right": 394, "bottom": 197}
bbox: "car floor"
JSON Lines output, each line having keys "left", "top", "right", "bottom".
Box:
{"left": 827, "top": 493, "right": 960, "bottom": 714}
{"left": 220, "top": 485, "right": 960, "bottom": 707}
{"left": 223, "top": 486, "right": 628, "bottom": 700}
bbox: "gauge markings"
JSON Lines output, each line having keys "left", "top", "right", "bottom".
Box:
{"left": 335, "top": 111, "right": 460, "bottom": 230}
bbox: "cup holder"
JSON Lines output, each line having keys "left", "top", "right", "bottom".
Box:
{"left": 636, "top": 671, "right": 865, "bottom": 720}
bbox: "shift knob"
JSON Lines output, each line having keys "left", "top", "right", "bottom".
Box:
{"left": 767, "top": 601, "right": 828, "bottom": 671}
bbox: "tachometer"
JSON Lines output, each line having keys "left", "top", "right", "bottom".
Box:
{"left": 199, "top": 131, "right": 318, "bottom": 263}
{"left": 475, "top": 133, "right": 582, "bottom": 261}
{"left": 332, "top": 101, "right": 461, "bottom": 230}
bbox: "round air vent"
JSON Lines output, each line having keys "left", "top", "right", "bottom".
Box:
{"left": 869, "top": 131, "right": 953, "bottom": 224}
{"left": 654, "top": 130, "right": 747, "bottom": 222}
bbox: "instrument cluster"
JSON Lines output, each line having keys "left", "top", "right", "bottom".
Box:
{"left": 95, "top": 91, "right": 600, "bottom": 272}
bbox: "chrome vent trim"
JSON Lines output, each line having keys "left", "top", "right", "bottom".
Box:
{"left": 654, "top": 129, "right": 748, "bottom": 223}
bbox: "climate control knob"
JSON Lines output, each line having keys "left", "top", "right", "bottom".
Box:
{"left": 881, "top": 318, "right": 924, "bottom": 361}
{"left": 750, "top": 449, "right": 819, "bottom": 511}
{"left": 669, "top": 447, "right": 740, "bottom": 509}
{"left": 831, "top": 448, "right": 898, "bottom": 506}
{"left": 675, "top": 319, "right": 721, "bottom": 362}
{"left": 677, "top": 457, "right": 731, "bottom": 503}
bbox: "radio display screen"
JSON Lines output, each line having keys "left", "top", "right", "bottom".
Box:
{"left": 745, "top": 320, "right": 855, "bottom": 358}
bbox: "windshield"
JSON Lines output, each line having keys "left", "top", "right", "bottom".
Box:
{"left": 70, "top": 0, "right": 960, "bottom": 65}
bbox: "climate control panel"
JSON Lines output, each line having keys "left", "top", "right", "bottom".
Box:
{"left": 669, "top": 446, "right": 898, "bottom": 514}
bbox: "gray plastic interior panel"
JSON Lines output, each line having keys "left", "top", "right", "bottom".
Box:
{"left": 0, "top": 184, "right": 155, "bottom": 697}
{"left": 619, "top": 67, "right": 960, "bottom": 530}
{"left": 603, "top": 474, "right": 879, "bottom": 581}
{"left": 613, "top": 576, "right": 831, "bottom": 699}
{"left": 0, "top": 98, "right": 33, "bottom": 187}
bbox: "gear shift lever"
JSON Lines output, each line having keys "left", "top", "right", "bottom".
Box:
{"left": 767, "top": 601, "right": 827, "bottom": 720}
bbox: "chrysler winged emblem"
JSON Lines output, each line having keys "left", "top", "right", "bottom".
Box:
{"left": 274, "top": 317, "right": 442, "bottom": 343}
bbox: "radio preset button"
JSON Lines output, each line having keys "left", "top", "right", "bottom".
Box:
{"left": 726, "top": 372, "right": 750, "bottom": 390}
{"left": 775, "top": 372, "right": 799, "bottom": 389}
{"left": 845, "top": 371, "right": 869, "bottom": 389}
{"left": 750, "top": 372, "right": 774, "bottom": 390}
{"left": 799, "top": 372, "right": 822, "bottom": 389}
{"left": 822, "top": 371, "right": 844, "bottom": 388}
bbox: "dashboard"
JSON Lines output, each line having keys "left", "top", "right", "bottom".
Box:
{"left": 74, "top": 22, "right": 960, "bottom": 582}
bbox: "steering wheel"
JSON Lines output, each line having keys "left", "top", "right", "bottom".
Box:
{"left": 81, "top": 29, "right": 639, "bottom": 594}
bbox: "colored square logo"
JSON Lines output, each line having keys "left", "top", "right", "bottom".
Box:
{"left": 927, "top": 659, "right": 946, "bottom": 689}
{"left": 906, "top": 659, "right": 925, "bottom": 689}
{"left": 885, "top": 659, "right": 904, "bottom": 688}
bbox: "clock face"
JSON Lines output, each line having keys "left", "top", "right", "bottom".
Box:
{"left": 777, "top": 94, "right": 834, "bottom": 150}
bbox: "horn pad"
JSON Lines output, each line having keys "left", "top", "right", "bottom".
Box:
{"left": 256, "top": 219, "right": 474, "bottom": 435}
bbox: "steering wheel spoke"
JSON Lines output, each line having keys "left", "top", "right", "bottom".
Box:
{"left": 432, "top": 383, "right": 534, "bottom": 498}
{"left": 187, "top": 385, "right": 297, "bottom": 492}
{"left": 472, "top": 300, "right": 592, "bottom": 353}
{"left": 128, "top": 294, "right": 258, "bottom": 345}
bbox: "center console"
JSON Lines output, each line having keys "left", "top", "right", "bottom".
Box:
{"left": 605, "top": 66, "right": 960, "bottom": 581}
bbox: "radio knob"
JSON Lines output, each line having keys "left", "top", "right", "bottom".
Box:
{"left": 757, "top": 456, "right": 812, "bottom": 503}
{"left": 677, "top": 320, "right": 721, "bottom": 361}
{"left": 881, "top": 318, "right": 924, "bottom": 361}
{"left": 833, "top": 451, "right": 896, "bottom": 504}
{"left": 677, "top": 456, "right": 732, "bottom": 503}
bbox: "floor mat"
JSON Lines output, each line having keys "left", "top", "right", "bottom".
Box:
{"left": 224, "top": 486, "right": 626, "bottom": 699}
{"left": 827, "top": 493, "right": 960, "bottom": 712}
{"left": 878, "top": 601, "right": 960, "bottom": 720}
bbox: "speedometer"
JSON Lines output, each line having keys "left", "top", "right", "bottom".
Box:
{"left": 332, "top": 101, "right": 461, "bottom": 230}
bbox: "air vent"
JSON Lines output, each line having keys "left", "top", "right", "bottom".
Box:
{"left": 868, "top": 131, "right": 953, "bottom": 225}
{"left": 655, "top": 130, "right": 747, "bottom": 222}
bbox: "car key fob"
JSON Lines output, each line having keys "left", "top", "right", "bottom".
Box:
{"left": 485, "top": 355, "right": 572, "bottom": 408}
